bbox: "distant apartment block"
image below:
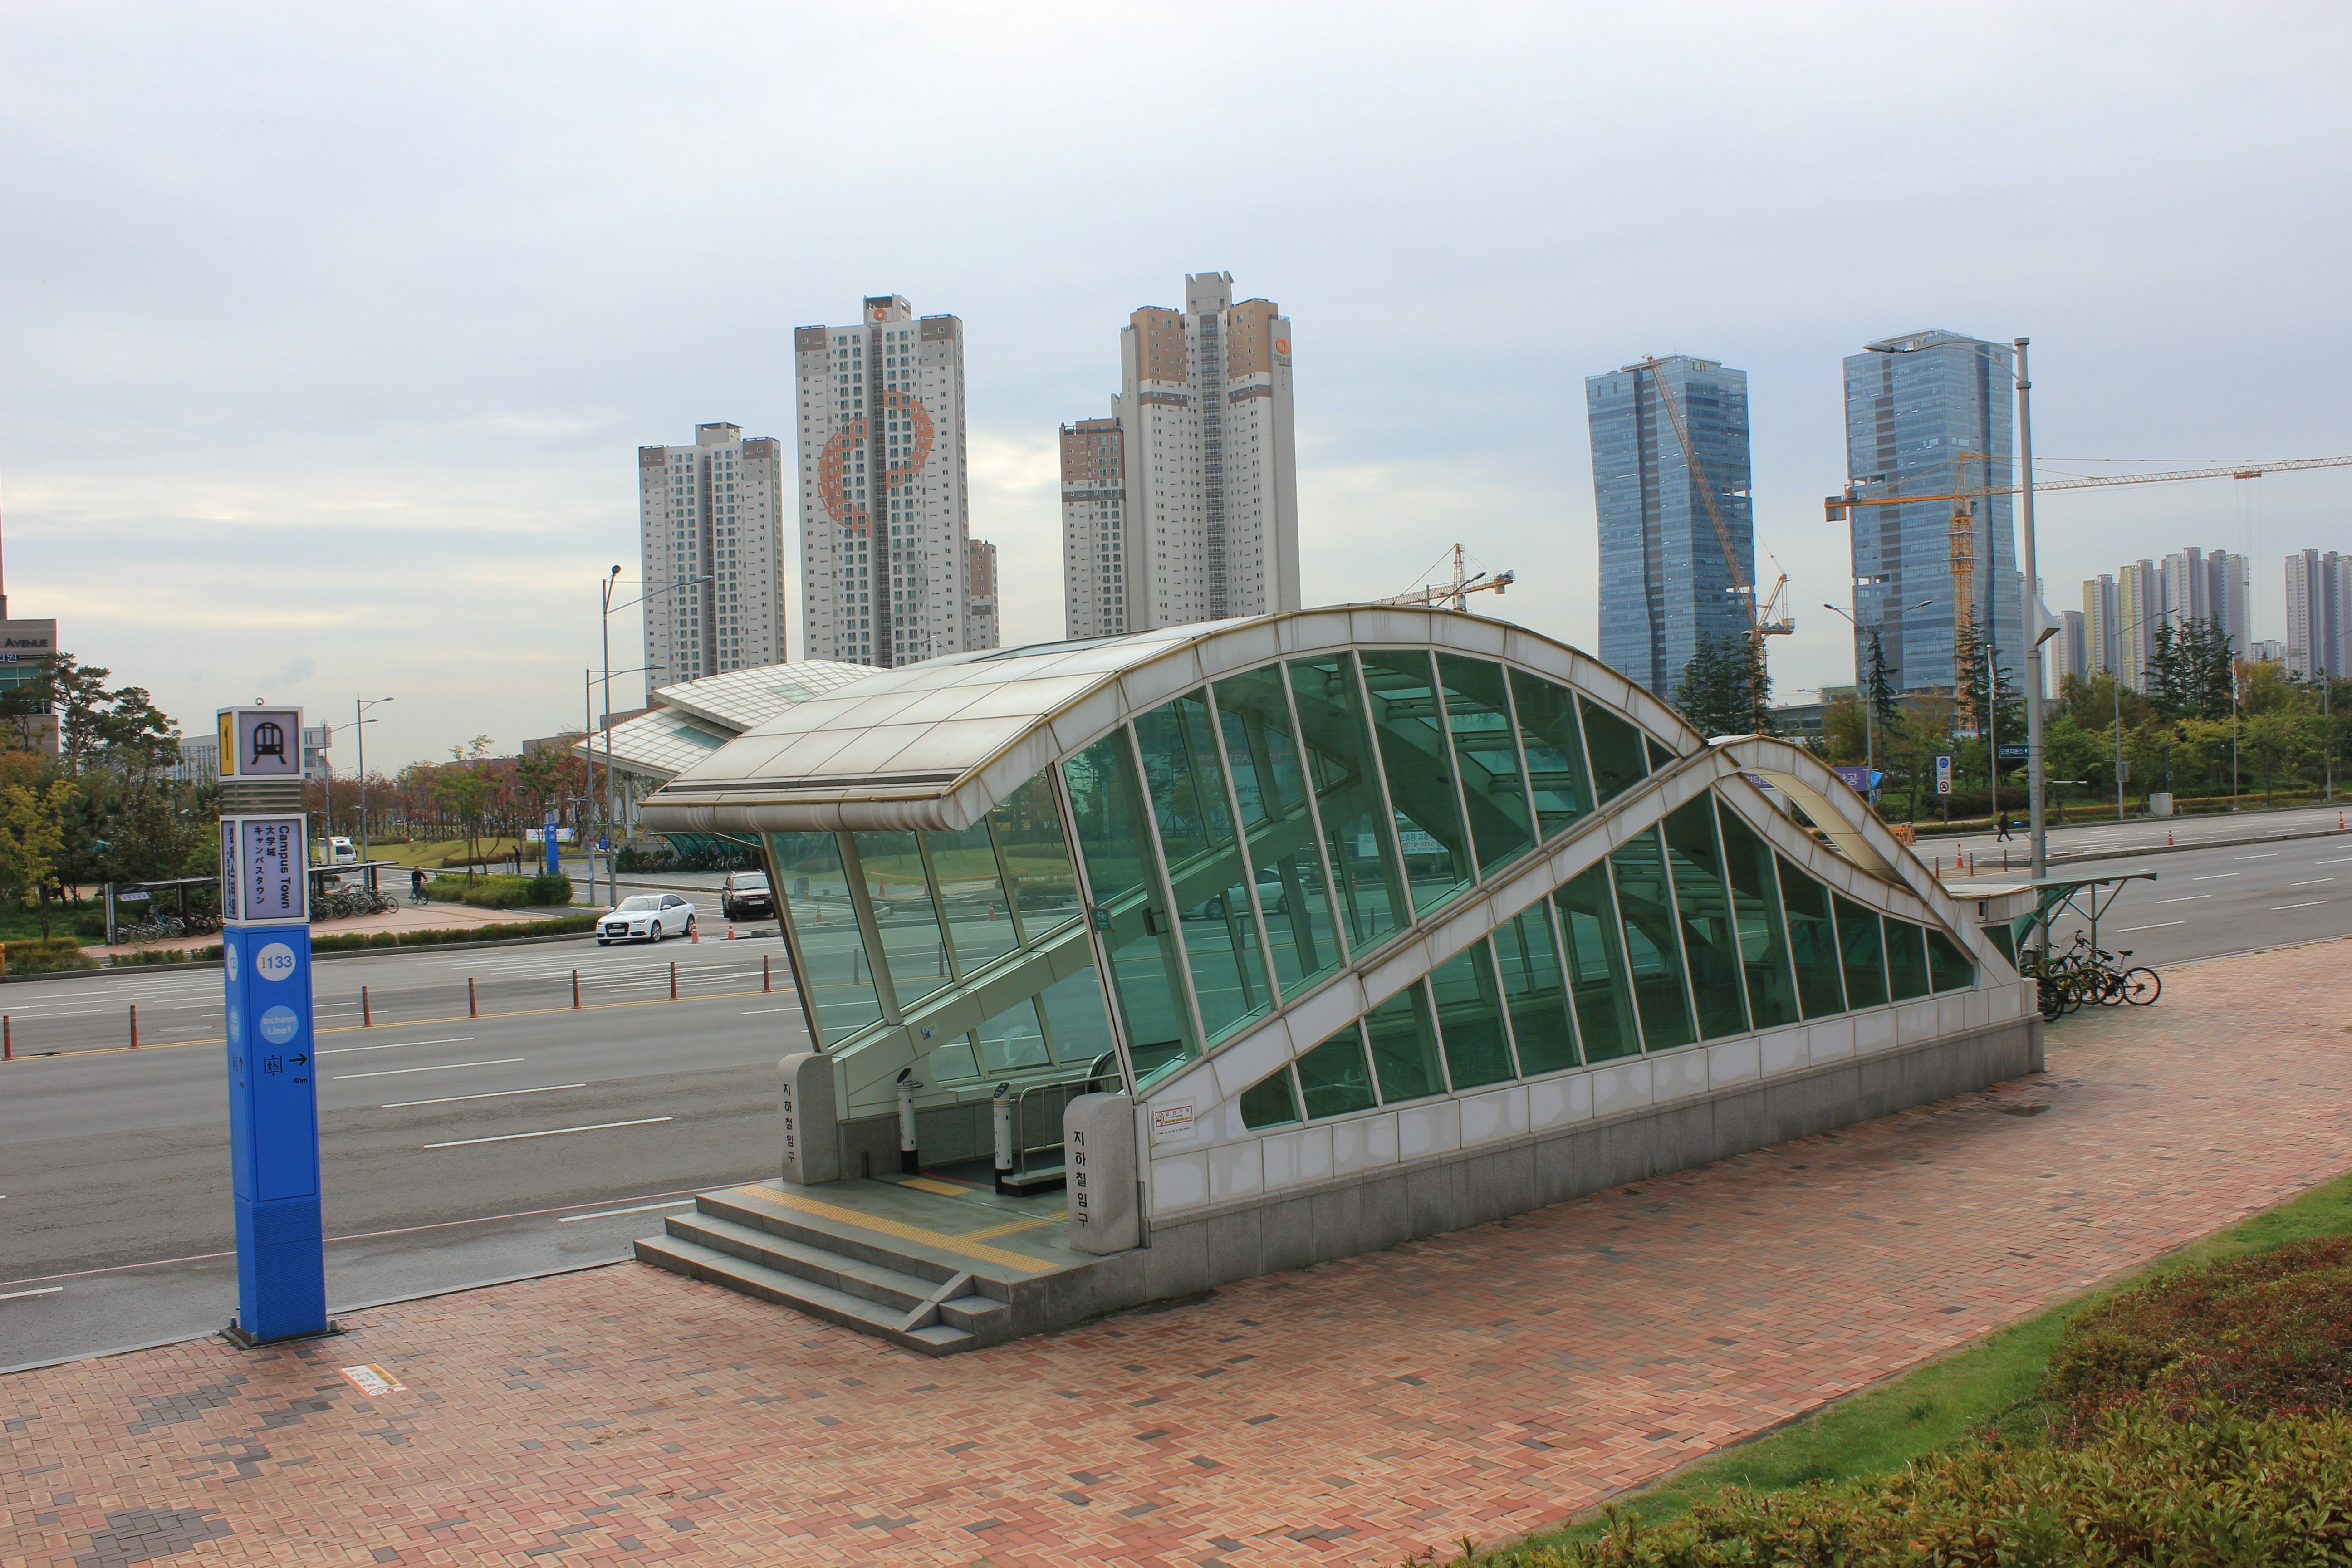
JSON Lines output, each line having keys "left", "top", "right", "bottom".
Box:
{"left": 796, "top": 294, "right": 989, "bottom": 668}
{"left": 2051, "top": 608, "right": 2089, "bottom": 687}
{"left": 1058, "top": 271, "right": 1299, "bottom": 638}
{"left": 638, "top": 423, "right": 786, "bottom": 697}
{"left": 1588, "top": 355, "right": 1754, "bottom": 694}
{"left": 2285, "top": 549, "right": 2349, "bottom": 679}
{"left": 967, "top": 539, "right": 999, "bottom": 651}
{"left": 1842, "top": 331, "right": 2020, "bottom": 695}
{"left": 2082, "top": 573, "right": 2120, "bottom": 676}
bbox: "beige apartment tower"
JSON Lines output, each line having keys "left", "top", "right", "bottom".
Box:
{"left": 795, "top": 294, "right": 997, "bottom": 667}
{"left": 637, "top": 422, "right": 786, "bottom": 698}
{"left": 1061, "top": 271, "right": 1300, "bottom": 639}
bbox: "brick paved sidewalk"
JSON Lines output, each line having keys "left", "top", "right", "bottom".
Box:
{"left": 6, "top": 939, "right": 2349, "bottom": 1567}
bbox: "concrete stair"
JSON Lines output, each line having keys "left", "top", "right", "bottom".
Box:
{"left": 637, "top": 1200, "right": 1016, "bottom": 1354}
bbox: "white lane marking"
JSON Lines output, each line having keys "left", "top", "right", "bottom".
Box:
{"left": 2236, "top": 853, "right": 2281, "bottom": 859}
{"left": 333, "top": 1058, "right": 523, "bottom": 1080}
{"left": 318, "top": 1037, "right": 475, "bottom": 1056}
{"left": 424, "top": 1116, "right": 671, "bottom": 1149}
{"left": 0, "top": 1286, "right": 64, "bottom": 1301}
{"left": 740, "top": 1007, "right": 800, "bottom": 1015}
{"left": 2314, "top": 856, "right": 2352, "bottom": 866}
{"left": 2290, "top": 878, "right": 2336, "bottom": 887}
{"left": 2154, "top": 895, "right": 2212, "bottom": 904}
{"left": 2273, "top": 900, "right": 2331, "bottom": 911}
{"left": 2192, "top": 873, "right": 2239, "bottom": 881}
{"left": 557, "top": 1200, "right": 697, "bottom": 1223}
{"left": 380, "top": 1084, "right": 584, "bottom": 1109}
{"left": 2113, "top": 921, "right": 2185, "bottom": 932}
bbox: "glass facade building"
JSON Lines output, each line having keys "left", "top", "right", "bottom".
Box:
{"left": 1843, "top": 331, "right": 2022, "bottom": 696}
{"left": 1587, "top": 357, "right": 1754, "bottom": 697}
{"left": 643, "top": 608, "right": 2021, "bottom": 1198}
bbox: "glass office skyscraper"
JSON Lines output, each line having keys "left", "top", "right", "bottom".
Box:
{"left": 1587, "top": 356, "right": 1754, "bottom": 696}
{"left": 1842, "top": 331, "right": 2021, "bottom": 696}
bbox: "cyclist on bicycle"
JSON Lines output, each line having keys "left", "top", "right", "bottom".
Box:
{"left": 410, "top": 868, "right": 428, "bottom": 905}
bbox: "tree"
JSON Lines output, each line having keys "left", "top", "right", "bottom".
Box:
{"left": 1673, "top": 634, "right": 1770, "bottom": 738}
{"left": 2147, "top": 616, "right": 2236, "bottom": 719}
{"left": 2241, "top": 710, "right": 2309, "bottom": 804}
{"left": 0, "top": 779, "right": 77, "bottom": 936}
{"left": 1863, "top": 630, "right": 1900, "bottom": 742}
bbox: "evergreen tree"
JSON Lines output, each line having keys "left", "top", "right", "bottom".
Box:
{"left": 1673, "top": 634, "right": 1771, "bottom": 737}
{"left": 2147, "top": 616, "right": 2237, "bottom": 719}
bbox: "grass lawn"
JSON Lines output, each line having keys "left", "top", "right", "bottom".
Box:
{"left": 365, "top": 837, "right": 524, "bottom": 868}
{"left": 0, "top": 899, "right": 102, "bottom": 946}
{"left": 1492, "top": 1166, "right": 2352, "bottom": 1554}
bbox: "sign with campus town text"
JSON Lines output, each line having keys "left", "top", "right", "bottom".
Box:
{"left": 221, "top": 816, "right": 309, "bottom": 926}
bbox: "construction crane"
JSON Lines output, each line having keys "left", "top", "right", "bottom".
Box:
{"left": 1632, "top": 356, "right": 1794, "bottom": 653}
{"left": 1827, "top": 453, "right": 2352, "bottom": 650}
{"left": 1382, "top": 543, "right": 1515, "bottom": 611}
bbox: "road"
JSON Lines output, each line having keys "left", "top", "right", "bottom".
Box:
{"left": 4, "top": 831, "right": 2345, "bottom": 1372}
{"left": 0, "top": 918, "right": 812, "bottom": 1372}
{"left": 1911, "top": 798, "right": 2348, "bottom": 868}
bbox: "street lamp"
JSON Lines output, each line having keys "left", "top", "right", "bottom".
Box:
{"left": 353, "top": 696, "right": 393, "bottom": 867}
{"left": 1824, "top": 598, "right": 1933, "bottom": 804}
{"left": 596, "top": 565, "right": 709, "bottom": 904}
{"left": 2013, "top": 338, "right": 2054, "bottom": 880}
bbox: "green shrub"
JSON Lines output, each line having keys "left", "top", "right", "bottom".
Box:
{"left": 109, "top": 945, "right": 224, "bottom": 967}
{"left": 308, "top": 914, "right": 599, "bottom": 953}
{"left": 3, "top": 936, "right": 99, "bottom": 974}
{"left": 75, "top": 910, "right": 108, "bottom": 939}
{"left": 439, "top": 874, "right": 572, "bottom": 910}
{"left": 2046, "top": 1237, "right": 2352, "bottom": 1435}
{"left": 1446, "top": 1405, "right": 2352, "bottom": 1567}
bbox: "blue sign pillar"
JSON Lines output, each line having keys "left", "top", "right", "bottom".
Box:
{"left": 217, "top": 708, "right": 332, "bottom": 1348}
{"left": 544, "top": 808, "right": 561, "bottom": 877}
{"left": 223, "top": 921, "right": 328, "bottom": 1343}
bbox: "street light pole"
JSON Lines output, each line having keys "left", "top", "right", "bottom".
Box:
{"left": 2014, "top": 338, "right": 2049, "bottom": 880}
{"left": 601, "top": 565, "right": 620, "bottom": 908}
{"left": 354, "top": 696, "right": 392, "bottom": 867}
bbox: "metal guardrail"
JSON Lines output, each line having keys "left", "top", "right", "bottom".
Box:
{"left": 993, "top": 1054, "right": 1122, "bottom": 1187}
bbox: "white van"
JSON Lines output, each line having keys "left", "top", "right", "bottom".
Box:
{"left": 325, "top": 836, "right": 358, "bottom": 866}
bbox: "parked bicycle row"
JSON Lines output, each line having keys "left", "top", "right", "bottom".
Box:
{"left": 2020, "top": 931, "right": 2161, "bottom": 1020}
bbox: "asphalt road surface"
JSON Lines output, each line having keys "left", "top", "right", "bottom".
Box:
{"left": 5, "top": 827, "right": 2345, "bottom": 1372}
{"left": 0, "top": 920, "right": 811, "bottom": 1371}
{"left": 1911, "top": 798, "right": 2348, "bottom": 867}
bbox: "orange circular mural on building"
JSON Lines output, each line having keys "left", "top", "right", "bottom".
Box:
{"left": 818, "top": 392, "right": 935, "bottom": 530}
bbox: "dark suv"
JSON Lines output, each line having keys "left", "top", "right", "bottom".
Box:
{"left": 720, "top": 871, "right": 774, "bottom": 922}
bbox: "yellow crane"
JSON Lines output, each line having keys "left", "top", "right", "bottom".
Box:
{"left": 1632, "top": 356, "right": 1793, "bottom": 652}
{"left": 1827, "top": 453, "right": 2352, "bottom": 650}
{"left": 1382, "top": 543, "right": 1515, "bottom": 611}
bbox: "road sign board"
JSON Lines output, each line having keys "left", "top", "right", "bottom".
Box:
{"left": 1997, "top": 743, "right": 2029, "bottom": 762}
{"left": 223, "top": 908, "right": 327, "bottom": 1344}
{"left": 1935, "top": 755, "right": 1954, "bottom": 795}
{"left": 223, "top": 816, "right": 309, "bottom": 926}
{"left": 218, "top": 708, "right": 306, "bottom": 778}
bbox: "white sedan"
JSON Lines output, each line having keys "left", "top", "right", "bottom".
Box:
{"left": 597, "top": 893, "right": 698, "bottom": 945}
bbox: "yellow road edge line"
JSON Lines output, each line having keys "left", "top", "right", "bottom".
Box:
{"left": 1, "top": 985, "right": 799, "bottom": 1062}
{"left": 725, "top": 1186, "right": 1057, "bottom": 1275}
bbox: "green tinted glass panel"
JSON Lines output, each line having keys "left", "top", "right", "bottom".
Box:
{"left": 1610, "top": 827, "right": 1696, "bottom": 1052}
{"left": 1286, "top": 656, "right": 1409, "bottom": 951}
{"left": 1037, "top": 965, "right": 1119, "bottom": 1077}
{"left": 1358, "top": 650, "right": 1478, "bottom": 913}
{"left": 1885, "top": 919, "right": 1933, "bottom": 1001}
{"left": 927, "top": 1032, "right": 982, "bottom": 1084}
{"left": 1365, "top": 982, "right": 1445, "bottom": 1102}
{"left": 1212, "top": 667, "right": 1345, "bottom": 995}
{"left": 973, "top": 995, "right": 1051, "bottom": 1074}
{"left": 1434, "top": 655, "right": 1536, "bottom": 875}
{"left": 1714, "top": 802, "right": 1802, "bottom": 1029}
{"left": 1777, "top": 856, "right": 1847, "bottom": 1019}
{"left": 1646, "top": 737, "right": 1677, "bottom": 770}
{"left": 768, "top": 831, "right": 884, "bottom": 1046}
{"left": 1578, "top": 699, "right": 1651, "bottom": 804}
{"left": 1981, "top": 922, "right": 2017, "bottom": 966}
{"left": 1506, "top": 670, "right": 1595, "bottom": 840}
{"left": 1833, "top": 895, "right": 1889, "bottom": 1009}
{"left": 1295, "top": 1023, "right": 1378, "bottom": 1118}
{"left": 852, "top": 831, "right": 953, "bottom": 1009}
{"left": 1926, "top": 929, "right": 1976, "bottom": 992}
{"left": 1555, "top": 865, "right": 1640, "bottom": 1062}
{"left": 1136, "top": 693, "right": 1270, "bottom": 1044}
{"left": 1062, "top": 731, "right": 1196, "bottom": 1082}
{"left": 1661, "top": 798, "right": 1748, "bottom": 1039}
{"left": 1429, "top": 939, "right": 1515, "bottom": 1089}
{"left": 1494, "top": 900, "right": 1578, "bottom": 1073}
{"left": 924, "top": 821, "right": 1018, "bottom": 979}
{"left": 1239, "top": 1067, "right": 1302, "bottom": 1129}
{"left": 990, "top": 772, "right": 1081, "bottom": 937}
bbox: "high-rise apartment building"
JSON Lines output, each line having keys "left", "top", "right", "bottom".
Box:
{"left": 2082, "top": 573, "right": 2120, "bottom": 676}
{"left": 2158, "top": 546, "right": 2250, "bottom": 651}
{"left": 2051, "top": 608, "right": 2089, "bottom": 688}
{"left": 1842, "top": 331, "right": 2020, "bottom": 695}
{"left": 795, "top": 294, "right": 993, "bottom": 667}
{"left": 966, "top": 539, "right": 999, "bottom": 651}
{"left": 1588, "top": 355, "right": 1754, "bottom": 695}
{"left": 2118, "top": 559, "right": 2159, "bottom": 692}
{"left": 1058, "top": 271, "right": 1298, "bottom": 639}
{"left": 637, "top": 423, "right": 786, "bottom": 696}
{"left": 2286, "top": 549, "right": 2349, "bottom": 679}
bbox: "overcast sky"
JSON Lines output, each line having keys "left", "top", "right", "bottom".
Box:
{"left": 4, "top": 2, "right": 2347, "bottom": 769}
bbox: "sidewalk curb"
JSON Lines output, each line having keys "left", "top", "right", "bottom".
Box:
{"left": 1930, "top": 823, "right": 2349, "bottom": 877}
